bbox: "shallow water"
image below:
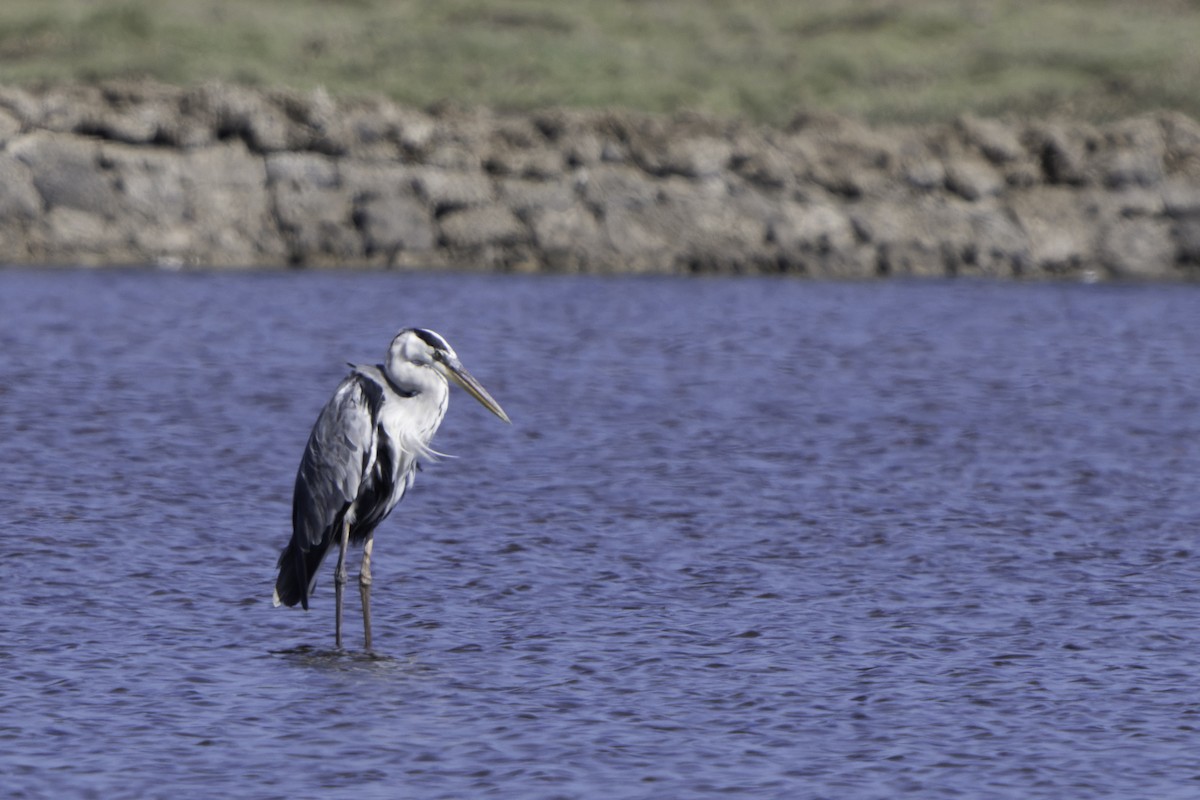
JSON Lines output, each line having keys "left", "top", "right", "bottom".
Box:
{"left": 2, "top": 269, "right": 1200, "bottom": 799}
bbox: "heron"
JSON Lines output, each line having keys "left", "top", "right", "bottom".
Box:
{"left": 273, "top": 328, "right": 510, "bottom": 650}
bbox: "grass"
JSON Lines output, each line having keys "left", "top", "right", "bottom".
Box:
{"left": 0, "top": 0, "right": 1198, "bottom": 124}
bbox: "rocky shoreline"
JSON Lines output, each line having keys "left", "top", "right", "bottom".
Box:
{"left": 1, "top": 81, "right": 1199, "bottom": 278}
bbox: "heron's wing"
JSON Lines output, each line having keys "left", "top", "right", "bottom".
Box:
{"left": 291, "top": 371, "right": 385, "bottom": 551}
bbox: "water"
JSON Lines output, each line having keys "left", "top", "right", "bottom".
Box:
{"left": 2, "top": 269, "right": 1200, "bottom": 799}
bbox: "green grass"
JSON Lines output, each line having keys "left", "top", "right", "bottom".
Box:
{"left": 0, "top": 0, "right": 1198, "bottom": 124}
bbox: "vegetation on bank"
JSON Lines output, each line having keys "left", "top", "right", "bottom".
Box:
{"left": 0, "top": 0, "right": 1197, "bottom": 125}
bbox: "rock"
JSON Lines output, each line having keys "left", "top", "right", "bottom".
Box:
{"left": 578, "top": 164, "right": 659, "bottom": 211}
{"left": 0, "top": 106, "right": 22, "bottom": 145}
{"left": 191, "top": 84, "right": 295, "bottom": 152}
{"left": 787, "top": 115, "right": 897, "bottom": 199}
{"left": 341, "top": 163, "right": 436, "bottom": 262}
{"left": 770, "top": 201, "right": 870, "bottom": 276}
{"left": 770, "top": 202, "right": 855, "bottom": 254}
{"left": 80, "top": 102, "right": 168, "bottom": 145}
{"left": 957, "top": 115, "right": 1025, "bottom": 164}
{"left": 411, "top": 167, "right": 493, "bottom": 213}
{"left": 22, "top": 86, "right": 93, "bottom": 134}
{"left": 1102, "top": 148, "right": 1163, "bottom": 189}
{"left": 1162, "top": 178, "right": 1200, "bottom": 217}
{"left": 661, "top": 180, "right": 771, "bottom": 273}
{"left": 10, "top": 132, "right": 117, "bottom": 216}
{"left": 960, "top": 205, "right": 1031, "bottom": 277}
{"left": 945, "top": 158, "right": 1004, "bottom": 201}
{"left": 527, "top": 204, "right": 606, "bottom": 271}
{"left": 0, "top": 154, "right": 42, "bottom": 220}
{"left": 266, "top": 152, "right": 359, "bottom": 261}
{"left": 1030, "top": 123, "right": 1091, "bottom": 186}
{"left": 356, "top": 190, "right": 434, "bottom": 252}
{"left": 661, "top": 136, "right": 732, "bottom": 178}
{"left": 583, "top": 174, "right": 760, "bottom": 273}
{"left": 903, "top": 159, "right": 946, "bottom": 192}
{"left": 353, "top": 190, "right": 436, "bottom": 263}
{"left": 100, "top": 142, "right": 189, "bottom": 225}
{"left": 729, "top": 133, "right": 793, "bottom": 190}
{"left": 393, "top": 108, "right": 438, "bottom": 155}
{"left": 1002, "top": 160, "right": 1043, "bottom": 188}
{"left": 185, "top": 143, "right": 285, "bottom": 266}
{"left": 265, "top": 150, "right": 339, "bottom": 189}
{"left": 438, "top": 204, "right": 527, "bottom": 249}
{"left": 1172, "top": 218, "right": 1200, "bottom": 266}
{"left": 499, "top": 177, "right": 577, "bottom": 216}
{"left": 484, "top": 146, "right": 563, "bottom": 179}
{"left": 1008, "top": 187, "right": 1093, "bottom": 274}
{"left": 562, "top": 131, "right": 606, "bottom": 167}
{"left": 598, "top": 205, "right": 679, "bottom": 273}
{"left": 0, "top": 86, "right": 40, "bottom": 129}
{"left": 41, "top": 207, "right": 124, "bottom": 261}
{"left": 1098, "top": 117, "right": 1165, "bottom": 188}
{"left": 0, "top": 79, "right": 1196, "bottom": 278}
{"left": 1159, "top": 111, "right": 1200, "bottom": 181}
{"left": 852, "top": 196, "right": 1003, "bottom": 277}
{"left": 1099, "top": 217, "right": 1176, "bottom": 279}
{"left": 1106, "top": 187, "right": 1164, "bottom": 218}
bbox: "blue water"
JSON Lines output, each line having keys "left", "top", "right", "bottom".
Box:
{"left": 2, "top": 269, "right": 1200, "bottom": 799}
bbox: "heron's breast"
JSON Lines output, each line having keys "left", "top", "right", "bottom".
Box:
{"left": 377, "top": 392, "right": 446, "bottom": 453}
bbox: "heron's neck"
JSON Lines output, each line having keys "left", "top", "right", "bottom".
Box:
{"left": 381, "top": 361, "right": 446, "bottom": 400}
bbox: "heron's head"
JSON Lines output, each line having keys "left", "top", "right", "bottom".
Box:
{"left": 388, "top": 328, "right": 511, "bottom": 423}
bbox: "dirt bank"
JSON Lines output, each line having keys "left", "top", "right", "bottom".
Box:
{"left": 1, "top": 81, "right": 1199, "bottom": 278}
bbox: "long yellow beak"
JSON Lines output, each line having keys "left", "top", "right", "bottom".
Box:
{"left": 439, "top": 356, "right": 511, "bottom": 424}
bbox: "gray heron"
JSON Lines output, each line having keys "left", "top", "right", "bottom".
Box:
{"left": 273, "top": 328, "right": 510, "bottom": 650}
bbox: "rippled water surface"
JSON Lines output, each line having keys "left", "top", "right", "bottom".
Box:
{"left": 3, "top": 269, "right": 1200, "bottom": 799}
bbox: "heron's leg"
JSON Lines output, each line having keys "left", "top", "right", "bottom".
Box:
{"left": 334, "top": 517, "right": 351, "bottom": 650}
{"left": 359, "top": 534, "right": 375, "bottom": 651}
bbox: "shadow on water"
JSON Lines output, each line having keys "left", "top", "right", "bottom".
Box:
{"left": 269, "top": 644, "right": 412, "bottom": 672}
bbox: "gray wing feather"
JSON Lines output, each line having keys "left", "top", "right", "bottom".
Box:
{"left": 292, "top": 373, "right": 379, "bottom": 550}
